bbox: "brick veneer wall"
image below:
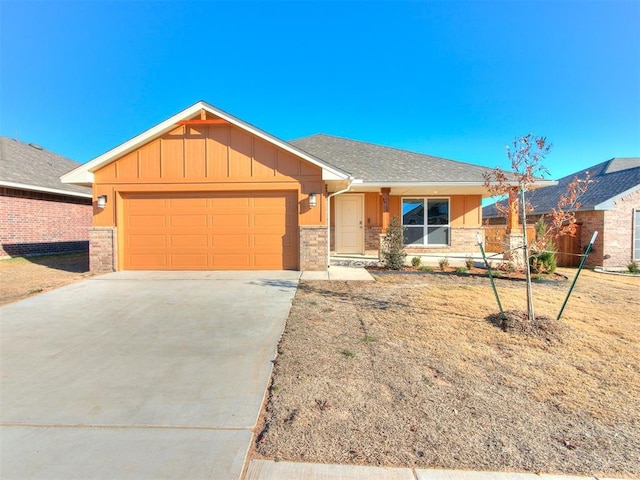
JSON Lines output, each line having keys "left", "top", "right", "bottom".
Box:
{"left": 401, "top": 227, "right": 484, "bottom": 255}
{"left": 300, "top": 225, "right": 327, "bottom": 271}
{"left": 89, "top": 227, "right": 117, "bottom": 273}
{"left": 365, "top": 226, "right": 381, "bottom": 250}
{"left": 601, "top": 187, "right": 640, "bottom": 268}
{"left": 574, "top": 210, "right": 604, "bottom": 268}
{"left": 0, "top": 188, "right": 92, "bottom": 258}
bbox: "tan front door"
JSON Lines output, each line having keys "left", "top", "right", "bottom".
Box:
{"left": 122, "top": 191, "right": 298, "bottom": 270}
{"left": 335, "top": 194, "right": 364, "bottom": 254}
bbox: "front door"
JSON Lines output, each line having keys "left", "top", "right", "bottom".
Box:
{"left": 336, "top": 195, "right": 364, "bottom": 254}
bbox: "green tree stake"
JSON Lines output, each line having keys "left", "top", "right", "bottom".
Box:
{"left": 557, "top": 231, "right": 598, "bottom": 321}
{"left": 476, "top": 233, "right": 506, "bottom": 322}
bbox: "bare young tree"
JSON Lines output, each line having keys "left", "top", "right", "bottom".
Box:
{"left": 483, "top": 134, "right": 591, "bottom": 322}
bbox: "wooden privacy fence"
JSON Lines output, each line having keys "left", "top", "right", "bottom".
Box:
{"left": 483, "top": 224, "right": 582, "bottom": 267}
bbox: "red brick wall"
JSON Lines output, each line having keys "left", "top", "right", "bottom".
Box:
{"left": 574, "top": 210, "right": 604, "bottom": 268}
{"left": 0, "top": 188, "right": 92, "bottom": 258}
{"left": 601, "top": 187, "right": 640, "bottom": 268}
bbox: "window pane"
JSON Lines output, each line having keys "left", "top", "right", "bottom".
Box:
{"left": 404, "top": 226, "right": 425, "bottom": 245}
{"left": 427, "top": 199, "right": 448, "bottom": 225}
{"left": 403, "top": 199, "right": 424, "bottom": 226}
{"left": 427, "top": 226, "right": 449, "bottom": 245}
{"left": 636, "top": 211, "right": 640, "bottom": 259}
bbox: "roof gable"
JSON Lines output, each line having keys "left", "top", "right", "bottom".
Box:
{"left": 0, "top": 137, "right": 91, "bottom": 197}
{"left": 290, "top": 134, "right": 505, "bottom": 184}
{"left": 62, "top": 102, "right": 351, "bottom": 185}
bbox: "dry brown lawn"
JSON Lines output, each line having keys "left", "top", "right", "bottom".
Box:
{"left": 0, "top": 253, "right": 91, "bottom": 305}
{"left": 254, "top": 269, "right": 640, "bottom": 478}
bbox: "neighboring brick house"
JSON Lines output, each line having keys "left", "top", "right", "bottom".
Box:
{"left": 0, "top": 137, "right": 92, "bottom": 258}
{"left": 483, "top": 158, "right": 640, "bottom": 268}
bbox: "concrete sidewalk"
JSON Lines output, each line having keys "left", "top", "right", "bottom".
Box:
{"left": 244, "top": 460, "right": 618, "bottom": 480}
{"left": 301, "top": 265, "right": 374, "bottom": 281}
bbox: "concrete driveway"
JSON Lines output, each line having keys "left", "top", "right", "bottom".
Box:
{"left": 0, "top": 271, "right": 299, "bottom": 479}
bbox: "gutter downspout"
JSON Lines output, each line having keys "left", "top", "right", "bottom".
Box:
{"left": 326, "top": 179, "right": 356, "bottom": 269}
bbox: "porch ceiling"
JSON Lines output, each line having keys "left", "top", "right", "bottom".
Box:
{"left": 326, "top": 180, "right": 557, "bottom": 197}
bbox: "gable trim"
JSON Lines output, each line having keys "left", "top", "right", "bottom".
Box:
{"left": 593, "top": 184, "right": 640, "bottom": 211}
{"left": 61, "top": 101, "right": 351, "bottom": 185}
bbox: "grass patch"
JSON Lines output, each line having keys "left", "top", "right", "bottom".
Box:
{"left": 256, "top": 269, "right": 640, "bottom": 476}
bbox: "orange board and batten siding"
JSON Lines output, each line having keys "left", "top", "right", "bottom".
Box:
{"left": 330, "top": 194, "right": 481, "bottom": 228}
{"left": 122, "top": 192, "right": 298, "bottom": 270}
{"left": 93, "top": 124, "right": 325, "bottom": 227}
{"left": 93, "top": 124, "right": 325, "bottom": 270}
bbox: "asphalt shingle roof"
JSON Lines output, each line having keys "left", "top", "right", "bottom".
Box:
{"left": 483, "top": 158, "right": 640, "bottom": 218}
{"left": 0, "top": 137, "right": 90, "bottom": 196}
{"left": 289, "top": 134, "right": 497, "bottom": 183}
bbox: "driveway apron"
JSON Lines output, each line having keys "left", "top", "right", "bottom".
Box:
{"left": 0, "top": 271, "right": 299, "bottom": 479}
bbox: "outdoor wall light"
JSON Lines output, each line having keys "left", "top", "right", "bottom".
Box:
{"left": 308, "top": 192, "right": 317, "bottom": 208}
{"left": 97, "top": 195, "right": 108, "bottom": 209}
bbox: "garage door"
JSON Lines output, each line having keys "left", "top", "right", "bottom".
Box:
{"left": 122, "top": 192, "right": 298, "bottom": 270}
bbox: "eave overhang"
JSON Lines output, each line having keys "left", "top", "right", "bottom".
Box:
{"left": 0, "top": 180, "right": 92, "bottom": 199}
{"left": 345, "top": 180, "right": 558, "bottom": 197}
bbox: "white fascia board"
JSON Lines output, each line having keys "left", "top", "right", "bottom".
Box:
{"left": 62, "top": 101, "right": 351, "bottom": 185}
{"left": 0, "top": 181, "right": 93, "bottom": 198}
{"left": 593, "top": 184, "right": 640, "bottom": 211}
{"left": 359, "top": 180, "right": 557, "bottom": 188}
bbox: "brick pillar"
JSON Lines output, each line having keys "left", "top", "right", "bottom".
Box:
{"left": 89, "top": 227, "right": 117, "bottom": 273}
{"left": 300, "top": 225, "right": 328, "bottom": 271}
{"left": 504, "top": 233, "right": 525, "bottom": 268}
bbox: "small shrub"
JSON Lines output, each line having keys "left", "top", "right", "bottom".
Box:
{"left": 504, "top": 262, "right": 516, "bottom": 273}
{"left": 491, "top": 270, "right": 502, "bottom": 278}
{"left": 411, "top": 256, "right": 422, "bottom": 267}
{"left": 438, "top": 257, "right": 449, "bottom": 271}
{"left": 465, "top": 256, "right": 474, "bottom": 270}
{"left": 362, "top": 335, "right": 376, "bottom": 343}
{"left": 341, "top": 349, "right": 356, "bottom": 358}
{"left": 628, "top": 261, "right": 639, "bottom": 274}
{"left": 456, "top": 267, "right": 469, "bottom": 274}
{"left": 419, "top": 266, "right": 434, "bottom": 272}
{"left": 530, "top": 219, "right": 557, "bottom": 273}
{"left": 381, "top": 216, "right": 407, "bottom": 270}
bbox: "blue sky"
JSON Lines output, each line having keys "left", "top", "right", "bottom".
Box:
{"left": 1, "top": 0, "right": 638, "bottom": 181}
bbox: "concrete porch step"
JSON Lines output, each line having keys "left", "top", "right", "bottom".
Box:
{"left": 330, "top": 252, "right": 504, "bottom": 268}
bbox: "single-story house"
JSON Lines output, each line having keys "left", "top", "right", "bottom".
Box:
{"left": 0, "top": 137, "right": 92, "bottom": 258}
{"left": 483, "top": 158, "right": 640, "bottom": 268}
{"left": 62, "top": 101, "right": 550, "bottom": 272}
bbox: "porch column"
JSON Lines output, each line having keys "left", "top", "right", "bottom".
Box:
{"left": 381, "top": 188, "right": 391, "bottom": 233}
{"left": 506, "top": 188, "right": 521, "bottom": 234}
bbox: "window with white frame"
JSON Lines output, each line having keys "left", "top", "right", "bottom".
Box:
{"left": 402, "top": 198, "right": 450, "bottom": 246}
{"left": 634, "top": 209, "right": 640, "bottom": 261}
